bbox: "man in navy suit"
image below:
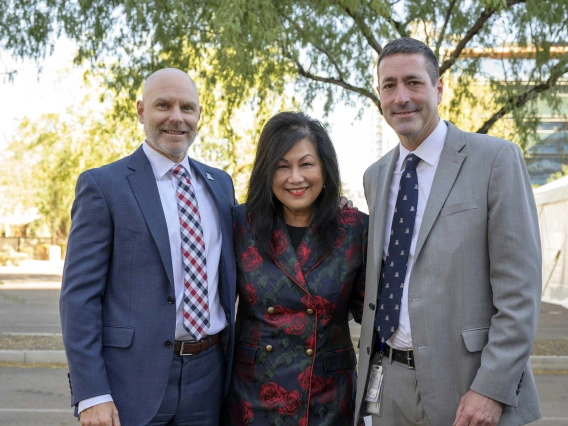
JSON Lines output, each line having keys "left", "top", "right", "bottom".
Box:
{"left": 60, "top": 68, "right": 236, "bottom": 426}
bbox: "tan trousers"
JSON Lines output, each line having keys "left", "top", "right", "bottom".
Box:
{"left": 370, "top": 353, "right": 432, "bottom": 426}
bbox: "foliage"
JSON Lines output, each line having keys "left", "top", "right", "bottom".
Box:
{"left": 547, "top": 163, "right": 568, "bottom": 183}
{"left": 2, "top": 0, "right": 568, "bottom": 149}
{"left": 0, "top": 98, "right": 142, "bottom": 242}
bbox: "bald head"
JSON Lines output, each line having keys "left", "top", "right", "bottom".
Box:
{"left": 142, "top": 68, "right": 199, "bottom": 103}
{"left": 137, "top": 68, "right": 202, "bottom": 163}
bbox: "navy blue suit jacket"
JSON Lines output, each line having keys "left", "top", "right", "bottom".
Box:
{"left": 60, "top": 145, "right": 236, "bottom": 425}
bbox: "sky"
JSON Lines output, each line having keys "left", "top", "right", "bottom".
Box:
{"left": 0, "top": 39, "right": 382, "bottom": 210}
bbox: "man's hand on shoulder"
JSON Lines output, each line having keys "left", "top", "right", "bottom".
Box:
{"left": 453, "top": 390, "right": 503, "bottom": 426}
{"left": 80, "top": 401, "right": 120, "bottom": 426}
{"left": 339, "top": 195, "right": 358, "bottom": 210}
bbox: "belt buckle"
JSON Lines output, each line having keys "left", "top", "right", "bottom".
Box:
{"left": 179, "top": 341, "right": 194, "bottom": 356}
{"left": 406, "top": 349, "right": 415, "bottom": 370}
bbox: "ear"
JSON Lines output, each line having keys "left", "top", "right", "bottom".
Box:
{"left": 136, "top": 100, "right": 144, "bottom": 124}
{"left": 436, "top": 77, "right": 443, "bottom": 105}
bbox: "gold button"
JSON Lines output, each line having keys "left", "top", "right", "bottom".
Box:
{"left": 267, "top": 307, "right": 275, "bottom": 314}
{"left": 266, "top": 345, "right": 273, "bottom": 352}
{"left": 306, "top": 308, "right": 314, "bottom": 315}
{"left": 306, "top": 349, "right": 313, "bottom": 356}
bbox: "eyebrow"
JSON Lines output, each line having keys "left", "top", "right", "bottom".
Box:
{"left": 279, "top": 154, "right": 316, "bottom": 162}
{"left": 381, "top": 74, "right": 424, "bottom": 84}
{"left": 154, "top": 98, "right": 198, "bottom": 107}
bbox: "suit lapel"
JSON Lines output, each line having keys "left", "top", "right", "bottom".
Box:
{"left": 126, "top": 146, "right": 174, "bottom": 288}
{"left": 188, "top": 158, "right": 232, "bottom": 244}
{"left": 413, "top": 123, "right": 466, "bottom": 263}
{"left": 269, "top": 214, "right": 310, "bottom": 295}
{"left": 370, "top": 148, "right": 399, "bottom": 276}
{"left": 268, "top": 213, "right": 345, "bottom": 296}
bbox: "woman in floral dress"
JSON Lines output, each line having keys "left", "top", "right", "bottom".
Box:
{"left": 224, "top": 111, "right": 368, "bottom": 426}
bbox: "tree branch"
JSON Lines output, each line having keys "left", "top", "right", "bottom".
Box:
{"left": 434, "top": 0, "right": 458, "bottom": 59}
{"left": 476, "top": 59, "right": 568, "bottom": 134}
{"left": 288, "top": 54, "right": 380, "bottom": 109}
{"left": 439, "top": 0, "right": 527, "bottom": 75}
{"left": 285, "top": 19, "right": 347, "bottom": 81}
{"left": 337, "top": 1, "right": 384, "bottom": 55}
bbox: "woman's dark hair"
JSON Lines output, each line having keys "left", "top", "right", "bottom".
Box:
{"left": 246, "top": 111, "right": 341, "bottom": 258}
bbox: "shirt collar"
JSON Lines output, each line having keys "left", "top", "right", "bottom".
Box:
{"left": 397, "top": 119, "right": 447, "bottom": 170}
{"left": 142, "top": 140, "right": 193, "bottom": 181}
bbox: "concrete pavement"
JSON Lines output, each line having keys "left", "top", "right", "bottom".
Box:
{"left": 0, "top": 366, "right": 566, "bottom": 426}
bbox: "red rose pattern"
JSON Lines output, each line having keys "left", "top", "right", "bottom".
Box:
{"left": 260, "top": 382, "right": 303, "bottom": 416}
{"left": 245, "top": 283, "right": 258, "bottom": 306}
{"left": 298, "top": 367, "right": 327, "bottom": 396}
{"left": 339, "top": 209, "right": 361, "bottom": 226}
{"left": 259, "top": 382, "right": 286, "bottom": 409}
{"left": 294, "top": 262, "right": 306, "bottom": 285}
{"left": 265, "top": 306, "right": 307, "bottom": 336}
{"left": 346, "top": 243, "right": 362, "bottom": 268}
{"left": 296, "top": 241, "right": 311, "bottom": 266}
{"left": 301, "top": 295, "right": 337, "bottom": 325}
{"left": 270, "top": 230, "right": 288, "bottom": 255}
{"left": 232, "top": 400, "right": 253, "bottom": 426}
{"left": 241, "top": 246, "right": 263, "bottom": 272}
{"left": 278, "top": 390, "right": 302, "bottom": 416}
{"left": 230, "top": 205, "right": 367, "bottom": 425}
{"left": 318, "top": 385, "right": 336, "bottom": 404}
{"left": 305, "top": 332, "right": 316, "bottom": 350}
{"left": 283, "top": 311, "right": 307, "bottom": 335}
{"left": 264, "top": 305, "right": 292, "bottom": 328}
{"left": 249, "top": 322, "right": 261, "bottom": 346}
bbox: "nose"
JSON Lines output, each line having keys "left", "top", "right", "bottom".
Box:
{"left": 169, "top": 106, "right": 183, "bottom": 123}
{"left": 288, "top": 166, "right": 305, "bottom": 183}
{"left": 394, "top": 85, "right": 410, "bottom": 105}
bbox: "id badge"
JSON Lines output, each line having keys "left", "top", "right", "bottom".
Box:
{"left": 364, "top": 364, "right": 384, "bottom": 403}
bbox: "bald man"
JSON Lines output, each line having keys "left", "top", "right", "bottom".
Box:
{"left": 60, "top": 69, "right": 237, "bottom": 426}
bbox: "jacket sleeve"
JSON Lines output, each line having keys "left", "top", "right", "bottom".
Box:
{"left": 349, "top": 214, "right": 369, "bottom": 324}
{"left": 469, "top": 141, "right": 541, "bottom": 406}
{"left": 60, "top": 170, "right": 114, "bottom": 406}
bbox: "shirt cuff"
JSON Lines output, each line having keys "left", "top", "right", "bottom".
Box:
{"left": 78, "top": 394, "right": 113, "bottom": 414}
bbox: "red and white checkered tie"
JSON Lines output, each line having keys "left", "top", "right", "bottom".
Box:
{"left": 172, "top": 164, "right": 209, "bottom": 340}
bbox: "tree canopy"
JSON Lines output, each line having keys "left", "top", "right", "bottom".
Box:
{"left": 2, "top": 0, "right": 567, "bottom": 150}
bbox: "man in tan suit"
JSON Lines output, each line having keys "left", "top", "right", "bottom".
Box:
{"left": 355, "top": 38, "right": 542, "bottom": 425}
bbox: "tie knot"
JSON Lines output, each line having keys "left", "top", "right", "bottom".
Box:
{"left": 172, "top": 164, "right": 187, "bottom": 179}
{"left": 403, "top": 154, "right": 420, "bottom": 171}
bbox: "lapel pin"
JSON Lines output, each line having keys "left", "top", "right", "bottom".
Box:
{"left": 205, "top": 172, "right": 214, "bottom": 181}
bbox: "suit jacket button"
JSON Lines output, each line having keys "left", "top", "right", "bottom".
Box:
{"left": 168, "top": 296, "right": 175, "bottom": 304}
{"left": 306, "top": 308, "right": 314, "bottom": 315}
{"left": 266, "top": 345, "right": 273, "bottom": 352}
{"left": 267, "top": 307, "right": 275, "bottom": 314}
{"left": 306, "top": 349, "right": 314, "bottom": 356}
{"left": 369, "top": 303, "right": 376, "bottom": 310}
{"left": 165, "top": 341, "right": 173, "bottom": 348}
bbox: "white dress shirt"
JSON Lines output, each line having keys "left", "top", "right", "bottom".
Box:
{"left": 383, "top": 120, "right": 447, "bottom": 350}
{"left": 79, "top": 142, "right": 227, "bottom": 413}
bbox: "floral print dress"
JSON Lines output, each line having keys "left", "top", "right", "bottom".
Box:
{"left": 224, "top": 205, "right": 368, "bottom": 426}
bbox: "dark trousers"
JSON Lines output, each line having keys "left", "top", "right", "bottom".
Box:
{"left": 148, "top": 343, "right": 225, "bottom": 426}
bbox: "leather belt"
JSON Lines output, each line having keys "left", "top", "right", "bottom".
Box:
{"left": 384, "top": 345, "right": 415, "bottom": 370}
{"left": 174, "top": 334, "right": 220, "bottom": 356}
